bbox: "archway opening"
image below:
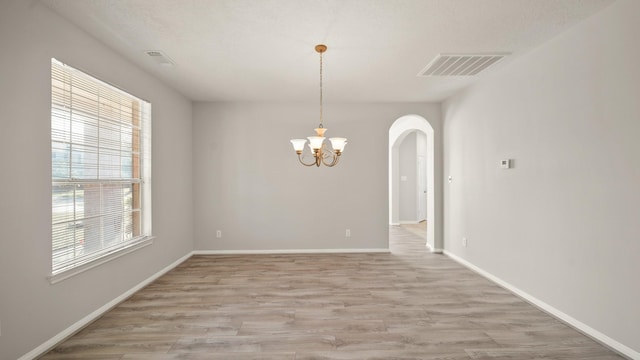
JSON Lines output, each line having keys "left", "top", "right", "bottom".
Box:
{"left": 389, "top": 115, "right": 436, "bottom": 252}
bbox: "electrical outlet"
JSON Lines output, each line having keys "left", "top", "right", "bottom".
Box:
{"left": 345, "top": 229, "right": 351, "bottom": 237}
{"left": 216, "top": 230, "right": 222, "bottom": 238}
{"left": 462, "top": 237, "right": 468, "bottom": 247}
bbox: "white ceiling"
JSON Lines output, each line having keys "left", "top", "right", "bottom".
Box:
{"left": 40, "top": 0, "right": 615, "bottom": 102}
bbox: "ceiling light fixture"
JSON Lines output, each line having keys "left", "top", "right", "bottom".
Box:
{"left": 290, "top": 44, "right": 347, "bottom": 167}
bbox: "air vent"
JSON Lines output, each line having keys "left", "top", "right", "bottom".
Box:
{"left": 418, "top": 53, "right": 508, "bottom": 77}
{"left": 144, "top": 50, "right": 175, "bottom": 67}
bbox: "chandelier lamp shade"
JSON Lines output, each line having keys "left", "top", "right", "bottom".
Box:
{"left": 290, "top": 44, "right": 347, "bottom": 167}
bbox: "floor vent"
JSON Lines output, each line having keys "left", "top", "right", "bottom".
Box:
{"left": 418, "top": 53, "right": 507, "bottom": 77}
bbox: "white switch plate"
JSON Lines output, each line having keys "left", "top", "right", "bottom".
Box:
{"left": 462, "top": 237, "right": 468, "bottom": 247}
{"left": 345, "top": 229, "right": 351, "bottom": 237}
{"left": 216, "top": 230, "right": 222, "bottom": 238}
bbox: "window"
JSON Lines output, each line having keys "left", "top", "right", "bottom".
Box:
{"left": 51, "top": 58, "right": 152, "bottom": 280}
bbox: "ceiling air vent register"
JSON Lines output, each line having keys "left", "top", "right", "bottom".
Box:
{"left": 419, "top": 53, "right": 508, "bottom": 77}
{"left": 144, "top": 50, "right": 175, "bottom": 67}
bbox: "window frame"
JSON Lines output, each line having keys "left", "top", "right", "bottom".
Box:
{"left": 50, "top": 58, "right": 153, "bottom": 283}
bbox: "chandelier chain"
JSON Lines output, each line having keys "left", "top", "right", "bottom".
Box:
{"left": 319, "top": 49, "right": 323, "bottom": 128}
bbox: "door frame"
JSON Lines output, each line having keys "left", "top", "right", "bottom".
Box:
{"left": 389, "top": 115, "right": 437, "bottom": 252}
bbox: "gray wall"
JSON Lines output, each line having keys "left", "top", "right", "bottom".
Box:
{"left": 443, "top": 0, "right": 640, "bottom": 353}
{"left": 0, "top": 1, "right": 194, "bottom": 359}
{"left": 399, "top": 132, "right": 418, "bottom": 222}
{"left": 193, "top": 102, "right": 441, "bottom": 251}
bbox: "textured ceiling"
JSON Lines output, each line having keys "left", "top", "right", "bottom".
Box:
{"left": 40, "top": 0, "right": 615, "bottom": 102}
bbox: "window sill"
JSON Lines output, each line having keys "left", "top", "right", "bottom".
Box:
{"left": 49, "top": 237, "right": 155, "bottom": 284}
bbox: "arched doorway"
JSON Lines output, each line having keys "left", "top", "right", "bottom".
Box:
{"left": 389, "top": 115, "right": 436, "bottom": 252}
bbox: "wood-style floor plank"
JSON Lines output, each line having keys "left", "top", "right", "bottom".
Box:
{"left": 40, "top": 226, "right": 625, "bottom": 359}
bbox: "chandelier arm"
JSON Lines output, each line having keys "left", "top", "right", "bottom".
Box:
{"left": 321, "top": 151, "right": 341, "bottom": 167}
{"left": 297, "top": 153, "right": 318, "bottom": 167}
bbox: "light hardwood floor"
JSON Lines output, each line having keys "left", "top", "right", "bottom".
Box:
{"left": 40, "top": 226, "right": 624, "bottom": 359}
{"left": 400, "top": 222, "right": 427, "bottom": 239}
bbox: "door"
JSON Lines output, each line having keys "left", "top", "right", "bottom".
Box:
{"left": 417, "top": 155, "right": 427, "bottom": 221}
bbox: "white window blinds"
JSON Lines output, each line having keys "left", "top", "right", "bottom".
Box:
{"left": 51, "top": 58, "right": 152, "bottom": 276}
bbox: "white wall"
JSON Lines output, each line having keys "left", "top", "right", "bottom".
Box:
{"left": 443, "top": 0, "right": 640, "bottom": 355}
{"left": 399, "top": 132, "right": 418, "bottom": 222}
{"left": 0, "top": 1, "right": 194, "bottom": 359}
{"left": 193, "top": 102, "right": 441, "bottom": 251}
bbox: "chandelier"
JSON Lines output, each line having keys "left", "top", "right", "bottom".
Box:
{"left": 290, "top": 44, "right": 347, "bottom": 167}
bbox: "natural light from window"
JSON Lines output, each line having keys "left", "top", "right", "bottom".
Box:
{"left": 50, "top": 58, "right": 152, "bottom": 280}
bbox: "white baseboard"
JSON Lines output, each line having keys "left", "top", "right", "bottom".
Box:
{"left": 19, "top": 252, "right": 193, "bottom": 360}
{"left": 399, "top": 220, "right": 420, "bottom": 224}
{"left": 193, "top": 248, "right": 390, "bottom": 255}
{"left": 443, "top": 250, "right": 639, "bottom": 360}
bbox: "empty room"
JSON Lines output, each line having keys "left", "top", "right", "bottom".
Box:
{"left": 0, "top": 0, "right": 638, "bottom": 359}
